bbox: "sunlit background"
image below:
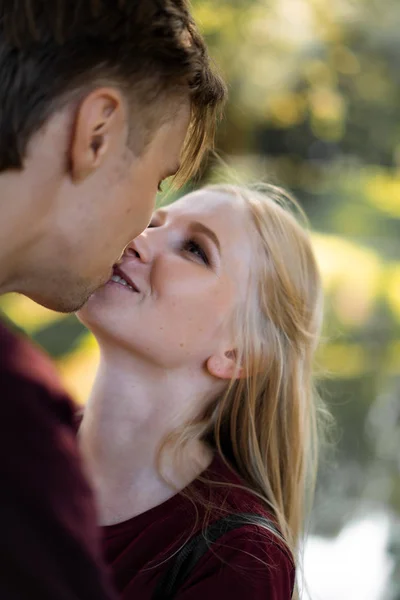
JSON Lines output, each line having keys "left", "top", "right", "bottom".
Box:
{"left": 1, "top": 1, "right": 399, "bottom": 598}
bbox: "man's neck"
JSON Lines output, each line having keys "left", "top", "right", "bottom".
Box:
{"left": 0, "top": 172, "right": 39, "bottom": 294}
{"left": 0, "top": 146, "right": 61, "bottom": 296}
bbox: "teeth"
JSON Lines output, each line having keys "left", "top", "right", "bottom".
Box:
{"left": 111, "top": 274, "right": 134, "bottom": 291}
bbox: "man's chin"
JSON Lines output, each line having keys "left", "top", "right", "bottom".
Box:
{"left": 25, "top": 278, "right": 104, "bottom": 314}
{"left": 24, "top": 293, "right": 87, "bottom": 314}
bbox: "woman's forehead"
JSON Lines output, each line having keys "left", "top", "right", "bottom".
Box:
{"left": 159, "top": 189, "right": 247, "bottom": 225}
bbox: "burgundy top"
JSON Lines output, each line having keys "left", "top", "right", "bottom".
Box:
{"left": 103, "top": 455, "right": 295, "bottom": 599}
{"left": 0, "top": 321, "right": 116, "bottom": 600}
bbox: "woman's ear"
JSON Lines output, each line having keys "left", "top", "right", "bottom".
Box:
{"left": 206, "top": 349, "right": 245, "bottom": 381}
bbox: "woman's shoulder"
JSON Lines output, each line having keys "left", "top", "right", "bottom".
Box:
{"left": 197, "top": 454, "right": 283, "bottom": 531}
{"left": 182, "top": 454, "right": 295, "bottom": 597}
{"left": 179, "top": 514, "right": 295, "bottom": 599}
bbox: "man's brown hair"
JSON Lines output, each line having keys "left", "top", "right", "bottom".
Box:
{"left": 0, "top": 0, "right": 226, "bottom": 183}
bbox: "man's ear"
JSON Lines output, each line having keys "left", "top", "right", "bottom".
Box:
{"left": 70, "top": 87, "right": 127, "bottom": 182}
{"left": 206, "top": 349, "right": 245, "bottom": 381}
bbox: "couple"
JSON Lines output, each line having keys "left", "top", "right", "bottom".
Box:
{"left": 0, "top": 2, "right": 323, "bottom": 600}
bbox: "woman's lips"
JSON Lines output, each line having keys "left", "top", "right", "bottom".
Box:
{"left": 111, "top": 265, "right": 140, "bottom": 292}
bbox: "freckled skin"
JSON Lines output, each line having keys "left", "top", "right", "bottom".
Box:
{"left": 79, "top": 190, "right": 255, "bottom": 371}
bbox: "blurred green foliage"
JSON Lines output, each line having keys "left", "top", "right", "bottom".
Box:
{"left": 1, "top": 0, "right": 399, "bottom": 592}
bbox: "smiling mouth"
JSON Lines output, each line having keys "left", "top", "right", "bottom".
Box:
{"left": 110, "top": 267, "right": 140, "bottom": 293}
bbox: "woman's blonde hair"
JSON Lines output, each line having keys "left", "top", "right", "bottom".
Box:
{"left": 161, "top": 183, "right": 327, "bottom": 594}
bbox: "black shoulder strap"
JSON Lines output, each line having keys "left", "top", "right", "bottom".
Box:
{"left": 152, "top": 512, "right": 279, "bottom": 600}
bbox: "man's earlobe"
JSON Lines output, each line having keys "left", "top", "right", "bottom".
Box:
{"left": 70, "top": 87, "right": 125, "bottom": 182}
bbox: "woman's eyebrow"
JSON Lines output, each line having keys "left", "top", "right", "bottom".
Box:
{"left": 151, "top": 212, "right": 221, "bottom": 256}
{"left": 190, "top": 221, "right": 220, "bottom": 255}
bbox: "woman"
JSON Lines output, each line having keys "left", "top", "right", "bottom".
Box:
{"left": 77, "top": 184, "right": 325, "bottom": 600}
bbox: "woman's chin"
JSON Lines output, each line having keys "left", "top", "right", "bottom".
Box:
{"left": 75, "top": 303, "right": 91, "bottom": 327}
{"left": 75, "top": 290, "right": 106, "bottom": 327}
{"left": 78, "top": 280, "right": 116, "bottom": 313}
{"left": 76, "top": 285, "right": 135, "bottom": 337}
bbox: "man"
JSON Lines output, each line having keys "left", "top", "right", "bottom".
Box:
{"left": 0, "top": 1, "right": 226, "bottom": 598}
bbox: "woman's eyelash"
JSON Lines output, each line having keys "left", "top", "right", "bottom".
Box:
{"left": 144, "top": 226, "right": 212, "bottom": 266}
{"left": 182, "top": 239, "right": 210, "bottom": 266}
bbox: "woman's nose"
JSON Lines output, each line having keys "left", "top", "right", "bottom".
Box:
{"left": 124, "top": 232, "right": 153, "bottom": 264}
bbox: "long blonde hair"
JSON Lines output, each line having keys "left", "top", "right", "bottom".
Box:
{"left": 161, "top": 183, "right": 327, "bottom": 590}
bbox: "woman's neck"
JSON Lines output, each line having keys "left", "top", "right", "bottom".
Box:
{"left": 78, "top": 346, "right": 213, "bottom": 526}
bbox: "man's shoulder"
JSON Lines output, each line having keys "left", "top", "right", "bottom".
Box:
{"left": 0, "top": 319, "right": 68, "bottom": 398}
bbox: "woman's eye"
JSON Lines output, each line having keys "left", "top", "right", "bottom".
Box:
{"left": 183, "top": 239, "right": 209, "bottom": 265}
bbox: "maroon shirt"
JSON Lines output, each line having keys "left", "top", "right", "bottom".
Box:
{"left": 103, "top": 455, "right": 295, "bottom": 599}
{"left": 0, "top": 321, "right": 116, "bottom": 600}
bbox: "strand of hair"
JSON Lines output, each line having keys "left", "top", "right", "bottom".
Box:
{"left": 24, "top": 0, "right": 38, "bottom": 41}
